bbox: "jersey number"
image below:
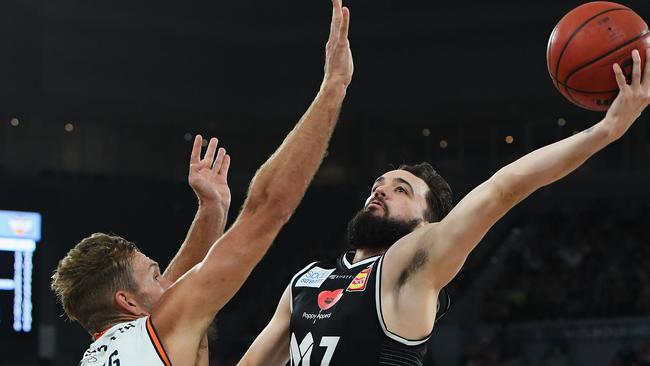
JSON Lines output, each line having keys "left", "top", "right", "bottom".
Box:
{"left": 290, "top": 333, "right": 340, "bottom": 366}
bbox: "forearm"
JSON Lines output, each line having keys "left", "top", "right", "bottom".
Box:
{"left": 492, "top": 116, "right": 620, "bottom": 202}
{"left": 245, "top": 81, "right": 347, "bottom": 216}
{"left": 163, "top": 200, "right": 228, "bottom": 282}
{"left": 168, "top": 81, "right": 347, "bottom": 322}
{"left": 422, "top": 118, "right": 618, "bottom": 288}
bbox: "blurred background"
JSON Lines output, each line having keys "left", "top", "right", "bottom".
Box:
{"left": 1, "top": 0, "right": 650, "bottom": 365}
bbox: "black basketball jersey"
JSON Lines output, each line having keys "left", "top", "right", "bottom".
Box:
{"left": 289, "top": 251, "right": 447, "bottom": 366}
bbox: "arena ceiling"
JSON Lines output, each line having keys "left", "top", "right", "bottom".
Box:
{"left": 1, "top": 0, "right": 649, "bottom": 188}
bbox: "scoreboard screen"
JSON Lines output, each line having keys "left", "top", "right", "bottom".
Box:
{"left": 0, "top": 210, "right": 41, "bottom": 334}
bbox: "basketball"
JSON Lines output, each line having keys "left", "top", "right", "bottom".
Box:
{"left": 547, "top": 2, "right": 650, "bottom": 111}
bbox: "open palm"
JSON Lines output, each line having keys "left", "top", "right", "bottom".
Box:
{"left": 188, "top": 135, "right": 231, "bottom": 209}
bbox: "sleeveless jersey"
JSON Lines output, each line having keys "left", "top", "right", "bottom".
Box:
{"left": 79, "top": 316, "right": 172, "bottom": 366}
{"left": 289, "top": 252, "right": 449, "bottom": 366}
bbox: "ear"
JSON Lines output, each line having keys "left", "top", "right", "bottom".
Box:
{"left": 114, "top": 290, "right": 141, "bottom": 316}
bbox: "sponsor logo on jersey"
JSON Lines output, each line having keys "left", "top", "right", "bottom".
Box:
{"left": 346, "top": 265, "right": 372, "bottom": 292}
{"left": 295, "top": 267, "right": 336, "bottom": 288}
{"left": 329, "top": 274, "right": 354, "bottom": 280}
{"left": 291, "top": 332, "right": 340, "bottom": 366}
{"left": 301, "top": 289, "right": 344, "bottom": 324}
{"left": 318, "top": 289, "right": 343, "bottom": 310}
{"left": 301, "top": 312, "right": 332, "bottom": 321}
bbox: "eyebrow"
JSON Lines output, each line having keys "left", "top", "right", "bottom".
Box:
{"left": 393, "top": 177, "right": 414, "bottom": 194}
{"left": 149, "top": 262, "right": 160, "bottom": 272}
{"left": 372, "top": 176, "right": 414, "bottom": 194}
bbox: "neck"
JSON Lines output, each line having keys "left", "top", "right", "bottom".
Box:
{"left": 91, "top": 314, "right": 143, "bottom": 340}
{"left": 352, "top": 248, "right": 385, "bottom": 263}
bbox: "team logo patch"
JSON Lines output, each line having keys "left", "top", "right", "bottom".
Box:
{"left": 295, "top": 266, "right": 336, "bottom": 288}
{"left": 318, "top": 289, "right": 343, "bottom": 310}
{"left": 346, "top": 265, "right": 373, "bottom": 292}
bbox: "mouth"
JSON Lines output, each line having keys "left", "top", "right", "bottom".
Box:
{"left": 367, "top": 200, "right": 384, "bottom": 210}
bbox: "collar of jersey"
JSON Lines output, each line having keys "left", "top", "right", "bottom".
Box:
{"left": 342, "top": 251, "right": 382, "bottom": 269}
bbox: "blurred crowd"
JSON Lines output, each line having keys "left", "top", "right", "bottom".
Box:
{"left": 461, "top": 339, "right": 650, "bottom": 366}
{"left": 610, "top": 341, "right": 650, "bottom": 366}
{"left": 460, "top": 328, "right": 650, "bottom": 366}
{"left": 480, "top": 202, "right": 650, "bottom": 323}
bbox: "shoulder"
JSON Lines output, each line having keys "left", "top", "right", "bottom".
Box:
{"left": 81, "top": 318, "right": 156, "bottom": 366}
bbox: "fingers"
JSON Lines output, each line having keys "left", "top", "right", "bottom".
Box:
{"left": 219, "top": 154, "right": 231, "bottom": 178}
{"left": 203, "top": 137, "right": 219, "bottom": 164}
{"left": 632, "top": 49, "right": 641, "bottom": 87}
{"left": 642, "top": 48, "right": 650, "bottom": 84}
{"left": 212, "top": 147, "right": 226, "bottom": 172}
{"left": 340, "top": 7, "right": 350, "bottom": 42}
{"left": 190, "top": 135, "right": 202, "bottom": 164}
{"left": 613, "top": 62, "right": 627, "bottom": 91}
{"left": 327, "top": 0, "right": 343, "bottom": 47}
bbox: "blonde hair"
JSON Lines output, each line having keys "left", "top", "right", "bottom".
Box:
{"left": 51, "top": 233, "right": 140, "bottom": 333}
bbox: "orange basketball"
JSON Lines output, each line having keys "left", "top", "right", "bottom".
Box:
{"left": 547, "top": 2, "right": 650, "bottom": 111}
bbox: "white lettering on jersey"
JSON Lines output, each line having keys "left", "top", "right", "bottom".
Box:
{"left": 295, "top": 267, "right": 336, "bottom": 288}
{"left": 79, "top": 317, "right": 166, "bottom": 366}
{"left": 291, "top": 332, "right": 314, "bottom": 365}
{"left": 319, "top": 336, "right": 340, "bottom": 365}
{"left": 290, "top": 332, "right": 340, "bottom": 366}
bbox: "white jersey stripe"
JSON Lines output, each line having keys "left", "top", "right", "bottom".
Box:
{"left": 375, "top": 255, "right": 431, "bottom": 346}
{"left": 289, "top": 261, "right": 318, "bottom": 313}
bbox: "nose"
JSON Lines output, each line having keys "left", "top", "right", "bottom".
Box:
{"left": 373, "top": 186, "right": 387, "bottom": 199}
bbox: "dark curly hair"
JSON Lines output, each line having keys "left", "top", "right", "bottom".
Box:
{"left": 398, "top": 162, "right": 454, "bottom": 222}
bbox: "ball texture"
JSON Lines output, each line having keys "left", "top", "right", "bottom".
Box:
{"left": 547, "top": 2, "right": 650, "bottom": 111}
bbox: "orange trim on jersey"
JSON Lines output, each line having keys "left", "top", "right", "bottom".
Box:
{"left": 145, "top": 316, "right": 173, "bottom": 366}
{"left": 92, "top": 327, "right": 110, "bottom": 341}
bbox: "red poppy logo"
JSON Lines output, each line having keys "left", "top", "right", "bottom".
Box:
{"left": 317, "top": 289, "right": 343, "bottom": 310}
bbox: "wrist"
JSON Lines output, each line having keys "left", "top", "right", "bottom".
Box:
{"left": 198, "top": 197, "right": 229, "bottom": 212}
{"left": 601, "top": 115, "right": 629, "bottom": 142}
{"left": 320, "top": 78, "right": 348, "bottom": 95}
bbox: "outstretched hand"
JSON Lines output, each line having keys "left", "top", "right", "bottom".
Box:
{"left": 323, "top": 0, "right": 353, "bottom": 88}
{"left": 606, "top": 48, "right": 650, "bottom": 139}
{"left": 188, "top": 135, "right": 231, "bottom": 209}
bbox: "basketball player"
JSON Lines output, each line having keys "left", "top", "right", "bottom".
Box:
{"left": 50, "top": 0, "right": 353, "bottom": 364}
{"left": 54, "top": 134, "right": 231, "bottom": 365}
{"left": 238, "top": 49, "right": 650, "bottom": 366}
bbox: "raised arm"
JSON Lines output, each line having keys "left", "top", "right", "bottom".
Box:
{"left": 163, "top": 136, "right": 231, "bottom": 282}
{"left": 422, "top": 49, "right": 650, "bottom": 289}
{"left": 377, "top": 50, "right": 650, "bottom": 342}
{"left": 160, "top": 136, "right": 231, "bottom": 366}
{"left": 151, "top": 1, "right": 353, "bottom": 364}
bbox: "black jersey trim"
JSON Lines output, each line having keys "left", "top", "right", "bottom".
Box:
{"left": 375, "top": 255, "right": 432, "bottom": 346}
{"left": 342, "top": 251, "right": 382, "bottom": 269}
{"left": 289, "top": 261, "right": 318, "bottom": 313}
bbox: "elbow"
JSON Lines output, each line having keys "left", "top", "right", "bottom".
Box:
{"left": 488, "top": 174, "right": 525, "bottom": 207}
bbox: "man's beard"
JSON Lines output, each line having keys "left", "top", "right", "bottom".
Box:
{"left": 346, "top": 208, "right": 422, "bottom": 251}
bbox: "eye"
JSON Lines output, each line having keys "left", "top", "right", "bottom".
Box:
{"left": 396, "top": 186, "right": 407, "bottom": 193}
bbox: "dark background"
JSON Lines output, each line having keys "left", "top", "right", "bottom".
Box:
{"left": 1, "top": 0, "right": 650, "bottom": 365}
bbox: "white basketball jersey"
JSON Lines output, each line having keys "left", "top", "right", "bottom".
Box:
{"left": 79, "top": 316, "right": 172, "bottom": 366}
